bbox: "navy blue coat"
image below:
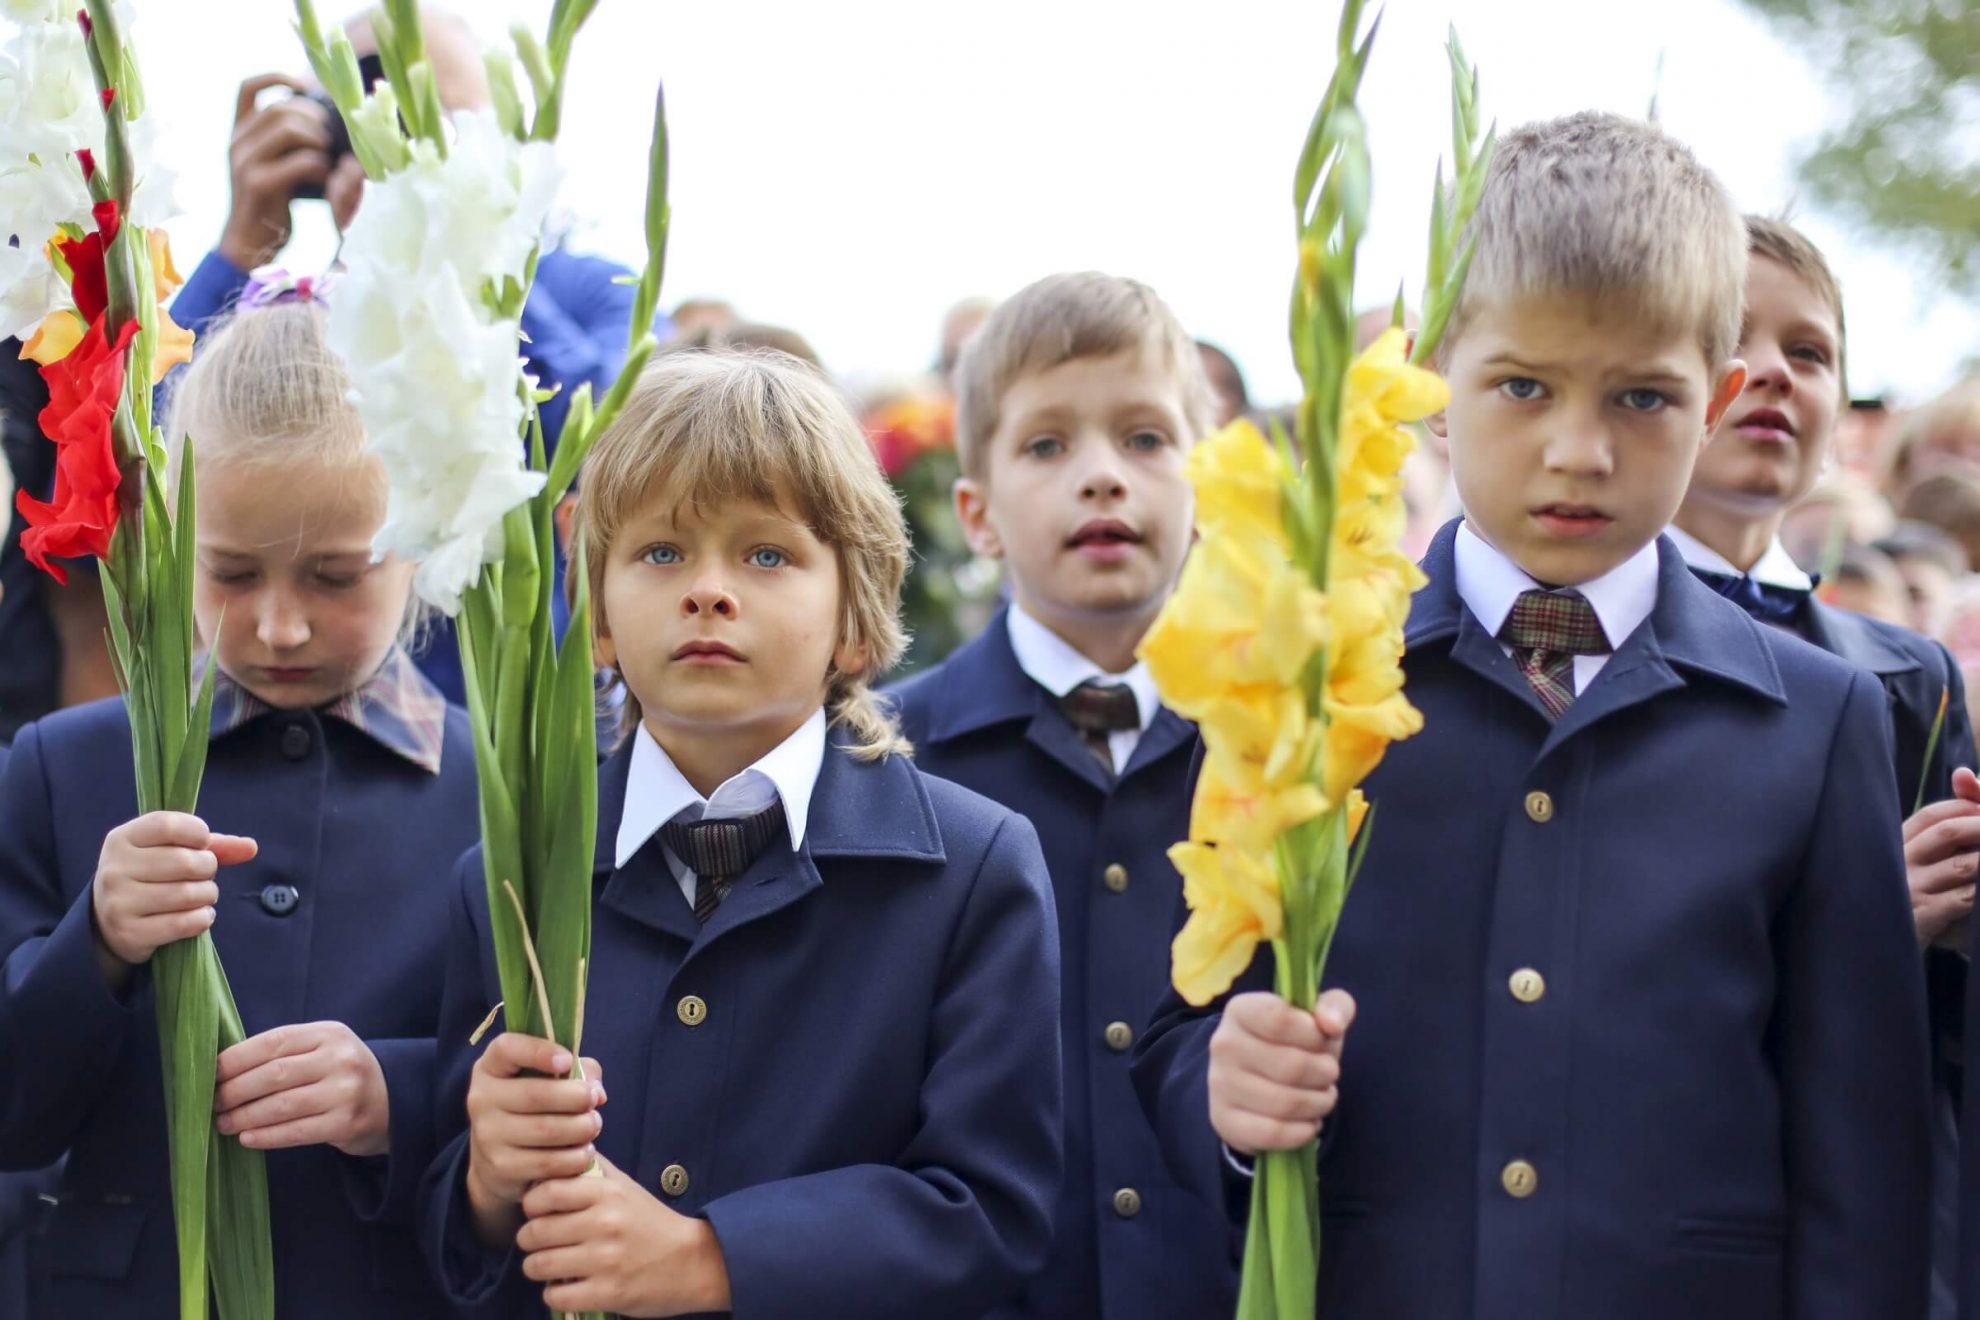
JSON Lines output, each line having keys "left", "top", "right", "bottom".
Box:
{"left": 418, "top": 736, "right": 1064, "bottom": 1320}
{"left": 886, "top": 613, "right": 1236, "bottom": 1319}
{"left": 1783, "top": 596, "right": 1971, "bottom": 1320}
{"left": 1134, "top": 523, "right": 1931, "bottom": 1320}
{"left": 0, "top": 693, "right": 479, "bottom": 1317}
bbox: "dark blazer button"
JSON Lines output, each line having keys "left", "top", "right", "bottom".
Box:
{"left": 279, "top": 723, "right": 312, "bottom": 761}
{"left": 259, "top": 884, "right": 300, "bottom": 917}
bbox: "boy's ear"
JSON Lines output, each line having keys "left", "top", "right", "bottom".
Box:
{"left": 1704, "top": 359, "right": 1749, "bottom": 432}
{"left": 953, "top": 476, "right": 1005, "bottom": 560}
{"left": 1424, "top": 411, "right": 1449, "bottom": 440}
{"left": 833, "top": 634, "right": 871, "bottom": 681}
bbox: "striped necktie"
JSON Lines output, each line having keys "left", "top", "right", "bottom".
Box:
{"left": 660, "top": 802, "right": 787, "bottom": 922}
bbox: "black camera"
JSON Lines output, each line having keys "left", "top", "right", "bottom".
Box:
{"left": 290, "top": 53, "right": 384, "bottom": 200}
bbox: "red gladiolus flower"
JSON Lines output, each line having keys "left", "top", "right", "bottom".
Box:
{"left": 77, "top": 147, "right": 96, "bottom": 179}
{"left": 75, "top": 7, "right": 89, "bottom": 36}
{"left": 15, "top": 316, "right": 138, "bottom": 583}
{"left": 53, "top": 199, "right": 122, "bottom": 324}
{"left": 100, "top": 87, "right": 115, "bottom": 111}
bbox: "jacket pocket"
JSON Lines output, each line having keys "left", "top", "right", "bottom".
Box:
{"left": 39, "top": 1199, "right": 148, "bottom": 1280}
{"left": 1674, "top": 1214, "right": 1786, "bottom": 1258}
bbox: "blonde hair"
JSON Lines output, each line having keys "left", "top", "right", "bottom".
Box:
{"left": 163, "top": 300, "right": 374, "bottom": 487}
{"left": 953, "top": 271, "right": 1216, "bottom": 480}
{"left": 163, "top": 300, "right": 420, "bottom": 641}
{"left": 575, "top": 350, "right": 911, "bottom": 759}
{"left": 1745, "top": 214, "right": 1849, "bottom": 401}
{"left": 1447, "top": 111, "right": 1746, "bottom": 370}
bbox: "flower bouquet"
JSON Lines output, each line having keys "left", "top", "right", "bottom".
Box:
{"left": 1137, "top": 12, "right": 1491, "bottom": 1317}
{"left": 293, "top": 3, "right": 668, "bottom": 1313}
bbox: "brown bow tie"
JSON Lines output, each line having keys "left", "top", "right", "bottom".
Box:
{"left": 1056, "top": 681, "right": 1141, "bottom": 772}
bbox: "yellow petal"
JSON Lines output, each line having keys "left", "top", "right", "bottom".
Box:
{"left": 1346, "top": 788, "right": 1369, "bottom": 842}
{"left": 149, "top": 303, "right": 195, "bottom": 384}
{"left": 20, "top": 310, "right": 85, "bottom": 367}
{"left": 1348, "top": 327, "right": 1450, "bottom": 425}
{"left": 1139, "top": 534, "right": 1327, "bottom": 720}
{"left": 148, "top": 229, "right": 185, "bottom": 299}
{"left": 1169, "top": 840, "right": 1282, "bottom": 1006}
{"left": 1190, "top": 740, "right": 1328, "bottom": 854}
{"left": 1186, "top": 417, "right": 1290, "bottom": 546}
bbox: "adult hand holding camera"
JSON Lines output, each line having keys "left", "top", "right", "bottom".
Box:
{"left": 219, "top": 73, "right": 333, "bottom": 272}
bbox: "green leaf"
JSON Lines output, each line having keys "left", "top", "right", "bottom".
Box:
{"left": 458, "top": 607, "right": 531, "bottom": 1029}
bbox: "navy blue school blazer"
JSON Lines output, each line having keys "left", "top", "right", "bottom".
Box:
{"left": 885, "top": 613, "right": 1236, "bottom": 1320}
{"left": 1133, "top": 521, "right": 1931, "bottom": 1320}
{"left": 417, "top": 735, "right": 1064, "bottom": 1320}
{"left": 0, "top": 691, "right": 479, "bottom": 1318}
{"left": 1779, "top": 595, "right": 1971, "bottom": 1320}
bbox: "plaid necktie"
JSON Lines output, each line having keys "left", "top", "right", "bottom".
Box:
{"left": 1056, "top": 681, "right": 1142, "bottom": 772}
{"left": 1500, "top": 590, "right": 1611, "bottom": 719}
{"left": 660, "top": 802, "right": 787, "bottom": 922}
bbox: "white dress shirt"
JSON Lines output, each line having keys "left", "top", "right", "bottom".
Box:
{"left": 1454, "top": 521, "right": 1659, "bottom": 694}
{"left": 614, "top": 708, "right": 827, "bottom": 905}
{"left": 1663, "top": 525, "right": 1815, "bottom": 591}
{"left": 1006, "top": 604, "right": 1161, "bottom": 773}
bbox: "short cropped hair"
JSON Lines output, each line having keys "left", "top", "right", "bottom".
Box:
{"left": 1448, "top": 111, "right": 1746, "bottom": 370}
{"left": 574, "top": 350, "right": 911, "bottom": 758}
{"left": 953, "top": 272, "right": 1215, "bottom": 480}
{"left": 1745, "top": 214, "right": 1849, "bottom": 401}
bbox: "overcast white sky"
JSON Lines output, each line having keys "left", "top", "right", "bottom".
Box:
{"left": 122, "top": 0, "right": 1980, "bottom": 406}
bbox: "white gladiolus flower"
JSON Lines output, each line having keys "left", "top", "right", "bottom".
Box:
{"left": 0, "top": 5, "right": 175, "bottom": 335}
{"left": 327, "top": 108, "right": 562, "bottom": 615}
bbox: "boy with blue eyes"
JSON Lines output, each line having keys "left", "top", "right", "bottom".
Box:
{"left": 1132, "top": 113, "right": 1932, "bottom": 1319}
{"left": 420, "top": 351, "right": 1063, "bottom": 1318}
{"left": 888, "top": 272, "right": 1238, "bottom": 1318}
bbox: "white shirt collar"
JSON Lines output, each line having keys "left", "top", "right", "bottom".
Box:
{"left": 1005, "top": 603, "right": 1160, "bottom": 731}
{"left": 1454, "top": 520, "right": 1660, "bottom": 652}
{"left": 614, "top": 708, "right": 826, "bottom": 869}
{"left": 1663, "top": 525, "right": 1814, "bottom": 592}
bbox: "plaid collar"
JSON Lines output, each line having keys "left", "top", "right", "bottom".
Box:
{"left": 207, "top": 647, "right": 448, "bottom": 775}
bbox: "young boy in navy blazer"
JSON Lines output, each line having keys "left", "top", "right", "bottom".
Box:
{"left": 1133, "top": 112, "right": 1932, "bottom": 1320}
{"left": 418, "top": 349, "right": 1063, "bottom": 1319}
{"left": 887, "top": 271, "right": 1236, "bottom": 1319}
{"left": 1665, "top": 215, "right": 1976, "bottom": 1319}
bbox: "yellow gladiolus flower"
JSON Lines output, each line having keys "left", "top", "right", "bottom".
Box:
{"left": 1140, "top": 532, "right": 1327, "bottom": 721}
{"left": 1170, "top": 840, "right": 1283, "bottom": 1006}
{"left": 1198, "top": 683, "right": 1323, "bottom": 789}
{"left": 1348, "top": 327, "right": 1449, "bottom": 425}
{"left": 1191, "top": 737, "right": 1328, "bottom": 855}
{"left": 1187, "top": 417, "right": 1290, "bottom": 547}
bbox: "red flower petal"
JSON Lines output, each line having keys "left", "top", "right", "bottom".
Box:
{"left": 18, "top": 316, "right": 137, "bottom": 582}
{"left": 77, "top": 147, "right": 96, "bottom": 180}
{"left": 52, "top": 201, "right": 122, "bottom": 325}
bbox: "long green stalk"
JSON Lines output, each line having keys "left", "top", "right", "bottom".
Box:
{"left": 80, "top": 1, "right": 273, "bottom": 1311}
